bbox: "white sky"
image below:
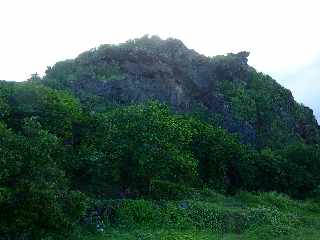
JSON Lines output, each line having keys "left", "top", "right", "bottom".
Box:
{"left": 0, "top": 0, "right": 319, "bottom": 120}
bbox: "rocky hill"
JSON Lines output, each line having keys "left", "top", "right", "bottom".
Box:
{"left": 40, "top": 35, "right": 320, "bottom": 149}
{"left": 2, "top": 35, "right": 320, "bottom": 240}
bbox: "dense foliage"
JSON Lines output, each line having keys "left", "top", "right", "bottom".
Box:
{"left": 1, "top": 78, "right": 320, "bottom": 238}
{"left": 217, "top": 70, "right": 320, "bottom": 148}
{"left": 0, "top": 118, "right": 87, "bottom": 239}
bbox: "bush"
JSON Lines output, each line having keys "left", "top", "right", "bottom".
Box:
{"left": 237, "top": 149, "right": 285, "bottom": 193}
{"left": 279, "top": 144, "right": 320, "bottom": 198}
{"left": 149, "top": 180, "right": 193, "bottom": 200}
{"left": 189, "top": 117, "right": 244, "bottom": 193}
{"left": 78, "top": 102, "right": 198, "bottom": 195}
{"left": 0, "top": 119, "right": 88, "bottom": 239}
{"left": 114, "top": 200, "right": 161, "bottom": 227}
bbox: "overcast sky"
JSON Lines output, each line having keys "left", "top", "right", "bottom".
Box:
{"left": 0, "top": 0, "right": 319, "bottom": 120}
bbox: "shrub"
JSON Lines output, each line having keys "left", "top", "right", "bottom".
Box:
{"left": 114, "top": 200, "right": 161, "bottom": 227}
{"left": 79, "top": 102, "right": 198, "bottom": 195}
{"left": 189, "top": 117, "right": 244, "bottom": 193}
{"left": 149, "top": 180, "right": 192, "bottom": 200}
{"left": 237, "top": 149, "right": 285, "bottom": 193}
{"left": 0, "top": 119, "right": 88, "bottom": 239}
{"left": 280, "top": 143, "right": 320, "bottom": 198}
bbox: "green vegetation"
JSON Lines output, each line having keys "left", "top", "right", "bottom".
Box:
{"left": 1, "top": 80, "right": 319, "bottom": 239}
{"left": 0, "top": 37, "right": 320, "bottom": 239}
{"left": 43, "top": 58, "right": 125, "bottom": 91}
{"left": 79, "top": 191, "right": 320, "bottom": 240}
{"left": 217, "top": 70, "right": 320, "bottom": 149}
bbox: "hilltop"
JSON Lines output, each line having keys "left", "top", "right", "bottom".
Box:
{"left": 40, "top": 35, "right": 320, "bottom": 149}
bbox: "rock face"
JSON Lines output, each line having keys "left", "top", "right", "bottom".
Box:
{"left": 42, "top": 35, "right": 320, "bottom": 148}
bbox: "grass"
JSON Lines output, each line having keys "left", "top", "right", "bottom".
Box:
{"left": 82, "top": 228, "right": 320, "bottom": 240}
{"left": 80, "top": 191, "right": 320, "bottom": 240}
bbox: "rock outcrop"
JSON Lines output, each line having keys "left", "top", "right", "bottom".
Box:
{"left": 42, "top": 35, "right": 320, "bottom": 148}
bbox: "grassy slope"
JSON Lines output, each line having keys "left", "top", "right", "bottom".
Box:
{"left": 80, "top": 191, "right": 320, "bottom": 240}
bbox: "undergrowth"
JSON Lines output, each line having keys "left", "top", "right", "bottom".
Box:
{"left": 80, "top": 191, "right": 320, "bottom": 240}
